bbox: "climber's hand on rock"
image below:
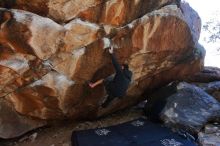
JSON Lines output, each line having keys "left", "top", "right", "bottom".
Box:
{"left": 109, "top": 46, "right": 114, "bottom": 54}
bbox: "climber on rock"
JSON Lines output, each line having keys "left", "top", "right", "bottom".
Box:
{"left": 89, "top": 46, "right": 133, "bottom": 108}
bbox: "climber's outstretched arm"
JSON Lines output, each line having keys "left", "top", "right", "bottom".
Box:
{"left": 89, "top": 79, "right": 104, "bottom": 88}
{"left": 109, "top": 46, "right": 122, "bottom": 74}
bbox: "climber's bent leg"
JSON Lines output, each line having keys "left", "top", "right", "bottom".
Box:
{"left": 101, "top": 95, "right": 115, "bottom": 108}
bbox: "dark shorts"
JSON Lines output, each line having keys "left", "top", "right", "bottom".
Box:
{"left": 103, "top": 74, "right": 115, "bottom": 95}
{"left": 103, "top": 74, "right": 114, "bottom": 87}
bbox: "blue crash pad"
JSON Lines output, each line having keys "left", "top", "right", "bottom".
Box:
{"left": 71, "top": 118, "right": 196, "bottom": 146}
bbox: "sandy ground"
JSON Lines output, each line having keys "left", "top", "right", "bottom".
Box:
{"left": 0, "top": 107, "right": 144, "bottom": 146}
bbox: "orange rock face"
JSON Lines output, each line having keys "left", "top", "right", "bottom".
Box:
{"left": 0, "top": 98, "right": 45, "bottom": 139}
{"left": 0, "top": 0, "right": 204, "bottom": 138}
{"left": 1, "top": 0, "right": 177, "bottom": 24}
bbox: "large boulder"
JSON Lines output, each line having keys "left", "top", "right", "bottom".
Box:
{"left": 0, "top": 0, "right": 204, "bottom": 138}
{"left": 156, "top": 82, "right": 220, "bottom": 134}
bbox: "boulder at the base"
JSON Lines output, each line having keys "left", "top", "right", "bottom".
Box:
{"left": 186, "top": 66, "right": 220, "bottom": 102}
{"left": 199, "top": 81, "right": 220, "bottom": 102}
{"left": 146, "top": 82, "right": 220, "bottom": 134}
{"left": 198, "top": 123, "right": 220, "bottom": 146}
{"left": 144, "top": 82, "right": 178, "bottom": 122}
{"left": 0, "top": 99, "right": 46, "bottom": 139}
{"left": 187, "top": 67, "right": 220, "bottom": 83}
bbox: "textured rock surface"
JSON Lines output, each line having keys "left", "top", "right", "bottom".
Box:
{"left": 0, "top": 0, "right": 178, "bottom": 24}
{"left": 144, "top": 82, "right": 178, "bottom": 122}
{"left": 199, "top": 81, "right": 220, "bottom": 102}
{"left": 0, "top": 99, "right": 46, "bottom": 139}
{"left": 0, "top": 0, "right": 204, "bottom": 138}
{"left": 198, "top": 124, "right": 220, "bottom": 146}
{"left": 160, "top": 82, "right": 220, "bottom": 134}
{"left": 180, "top": 0, "right": 201, "bottom": 43}
{"left": 187, "top": 67, "right": 220, "bottom": 102}
{"left": 187, "top": 67, "right": 220, "bottom": 83}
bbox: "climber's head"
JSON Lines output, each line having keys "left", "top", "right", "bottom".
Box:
{"left": 122, "top": 63, "right": 129, "bottom": 70}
